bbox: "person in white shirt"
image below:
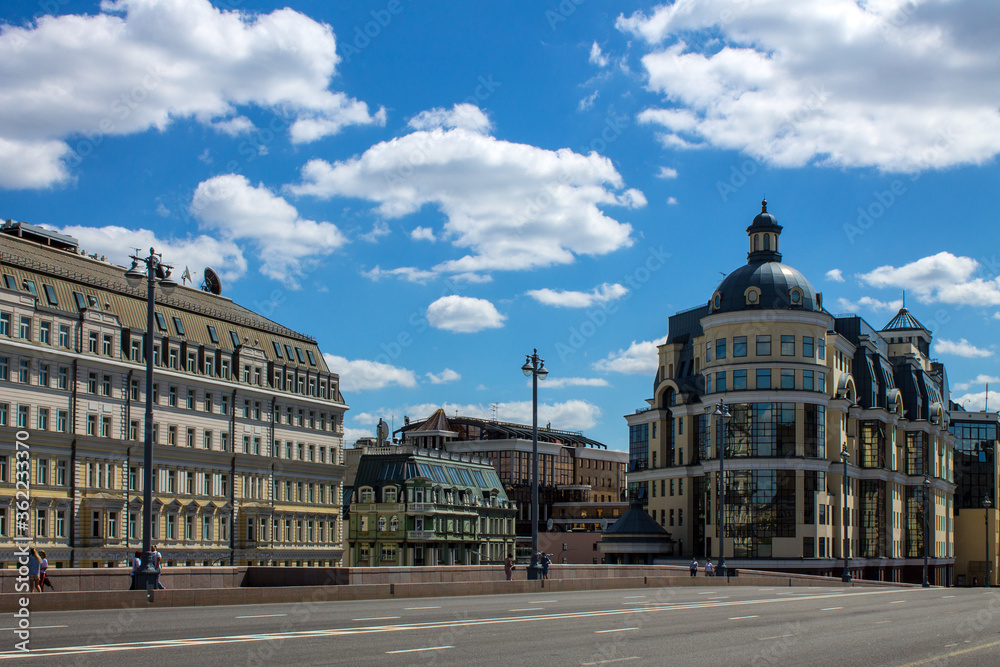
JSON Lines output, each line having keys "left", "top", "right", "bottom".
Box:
{"left": 705, "top": 561, "right": 715, "bottom": 576}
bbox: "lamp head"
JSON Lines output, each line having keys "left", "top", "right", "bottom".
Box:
{"left": 158, "top": 267, "right": 177, "bottom": 297}
{"left": 521, "top": 358, "right": 532, "bottom": 377}
{"left": 537, "top": 362, "right": 548, "bottom": 380}
{"left": 841, "top": 447, "right": 850, "bottom": 461}
{"left": 124, "top": 260, "right": 144, "bottom": 288}
{"left": 986, "top": 496, "right": 993, "bottom": 509}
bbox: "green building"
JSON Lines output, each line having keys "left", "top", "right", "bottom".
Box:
{"left": 348, "top": 447, "right": 516, "bottom": 566}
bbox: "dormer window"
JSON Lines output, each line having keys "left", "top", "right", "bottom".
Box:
{"left": 712, "top": 292, "right": 722, "bottom": 311}
{"left": 745, "top": 287, "right": 760, "bottom": 306}
{"left": 789, "top": 288, "right": 803, "bottom": 306}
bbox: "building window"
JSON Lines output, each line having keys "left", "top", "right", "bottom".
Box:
{"left": 39, "top": 321, "right": 51, "bottom": 344}
{"left": 780, "top": 335, "right": 795, "bottom": 356}
{"left": 57, "top": 411, "right": 68, "bottom": 433}
{"left": 37, "top": 408, "right": 49, "bottom": 431}
{"left": 715, "top": 339, "right": 726, "bottom": 360}
{"left": 803, "top": 336, "right": 814, "bottom": 358}
{"left": 18, "top": 360, "right": 28, "bottom": 383}
{"left": 101, "top": 416, "right": 111, "bottom": 437}
{"left": 0, "top": 356, "right": 7, "bottom": 380}
{"left": 102, "top": 374, "right": 111, "bottom": 396}
{"left": 0, "top": 403, "right": 7, "bottom": 426}
{"left": 168, "top": 386, "right": 177, "bottom": 407}
{"left": 0, "top": 313, "right": 8, "bottom": 336}
{"left": 803, "top": 370, "right": 814, "bottom": 391}
{"left": 88, "top": 331, "right": 98, "bottom": 352}
{"left": 57, "top": 460, "right": 67, "bottom": 486}
{"left": 168, "top": 425, "right": 177, "bottom": 445}
{"left": 733, "top": 369, "right": 747, "bottom": 391}
{"left": 17, "top": 405, "right": 29, "bottom": 429}
{"left": 19, "top": 316, "right": 31, "bottom": 340}
{"left": 103, "top": 334, "right": 112, "bottom": 356}
{"left": 172, "top": 317, "right": 185, "bottom": 336}
{"left": 756, "top": 335, "right": 771, "bottom": 356}
{"left": 204, "top": 430, "right": 213, "bottom": 450}
{"left": 230, "top": 331, "right": 241, "bottom": 348}
{"left": 207, "top": 325, "right": 219, "bottom": 343}
{"left": 780, "top": 369, "right": 795, "bottom": 390}
{"left": 716, "top": 371, "right": 726, "bottom": 392}
{"left": 58, "top": 325, "right": 69, "bottom": 347}
{"left": 818, "top": 337, "right": 825, "bottom": 360}
{"left": 756, "top": 368, "right": 772, "bottom": 390}
{"left": 186, "top": 428, "right": 195, "bottom": 447}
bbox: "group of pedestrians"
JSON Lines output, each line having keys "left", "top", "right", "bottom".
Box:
{"left": 690, "top": 558, "right": 715, "bottom": 576}
{"left": 129, "top": 545, "right": 165, "bottom": 590}
{"left": 25, "top": 547, "right": 52, "bottom": 592}
{"left": 503, "top": 552, "right": 552, "bottom": 580}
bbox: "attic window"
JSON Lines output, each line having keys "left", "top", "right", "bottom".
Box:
{"left": 22, "top": 280, "right": 37, "bottom": 297}
{"left": 229, "top": 330, "right": 241, "bottom": 348}
{"left": 273, "top": 341, "right": 283, "bottom": 359}
{"left": 42, "top": 284, "right": 58, "bottom": 305}
{"left": 172, "top": 317, "right": 185, "bottom": 336}
{"left": 73, "top": 292, "right": 87, "bottom": 310}
{"left": 284, "top": 344, "right": 294, "bottom": 360}
{"left": 790, "top": 288, "right": 802, "bottom": 306}
{"left": 3, "top": 275, "right": 16, "bottom": 290}
{"left": 295, "top": 347, "right": 305, "bottom": 363}
{"left": 207, "top": 325, "right": 219, "bottom": 344}
{"left": 307, "top": 350, "right": 317, "bottom": 365}
{"left": 712, "top": 293, "right": 721, "bottom": 310}
{"left": 154, "top": 312, "right": 167, "bottom": 330}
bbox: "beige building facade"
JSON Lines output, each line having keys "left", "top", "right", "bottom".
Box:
{"left": 626, "top": 202, "right": 956, "bottom": 584}
{"left": 0, "top": 222, "right": 347, "bottom": 568}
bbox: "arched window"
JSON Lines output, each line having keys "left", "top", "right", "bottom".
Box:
{"left": 377, "top": 516, "right": 386, "bottom": 531}
{"left": 763, "top": 234, "right": 771, "bottom": 250}
{"left": 390, "top": 516, "right": 399, "bottom": 531}
{"left": 753, "top": 234, "right": 760, "bottom": 250}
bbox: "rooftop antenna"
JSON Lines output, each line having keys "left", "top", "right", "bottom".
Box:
{"left": 491, "top": 403, "right": 498, "bottom": 422}
{"left": 902, "top": 290, "right": 905, "bottom": 308}
{"left": 987, "top": 382, "right": 990, "bottom": 412}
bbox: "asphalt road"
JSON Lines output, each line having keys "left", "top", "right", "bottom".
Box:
{"left": 2, "top": 586, "right": 1000, "bottom": 666}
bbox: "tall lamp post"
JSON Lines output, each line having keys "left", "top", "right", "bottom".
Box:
{"left": 923, "top": 475, "right": 931, "bottom": 588}
{"left": 840, "top": 447, "right": 851, "bottom": 583}
{"left": 985, "top": 496, "right": 993, "bottom": 587}
{"left": 125, "top": 249, "right": 176, "bottom": 591}
{"left": 521, "top": 349, "right": 548, "bottom": 580}
{"left": 713, "top": 399, "right": 731, "bottom": 577}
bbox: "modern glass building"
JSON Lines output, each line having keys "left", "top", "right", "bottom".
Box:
{"left": 625, "top": 201, "right": 956, "bottom": 583}
{"left": 948, "top": 407, "right": 998, "bottom": 585}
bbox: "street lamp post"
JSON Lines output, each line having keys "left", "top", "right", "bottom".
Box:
{"left": 124, "top": 249, "right": 176, "bottom": 592}
{"left": 985, "top": 496, "right": 993, "bottom": 587}
{"left": 521, "top": 349, "right": 548, "bottom": 580}
{"left": 841, "top": 447, "right": 851, "bottom": 583}
{"left": 713, "top": 399, "right": 731, "bottom": 578}
{"left": 923, "top": 475, "right": 931, "bottom": 588}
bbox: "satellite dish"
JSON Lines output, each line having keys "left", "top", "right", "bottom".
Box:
{"left": 202, "top": 267, "right": 222, "bottom": 295}
{"left": 546, "top": 518, "right": 554, "bottom": 531}
{"left": 377, "top": 419, "right": 390, "bottom": 445}
{"left": 600, "top": 519, "right": 609, "bottom": 531}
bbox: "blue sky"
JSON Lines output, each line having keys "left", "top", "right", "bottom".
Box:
{"left": 2, "top": 0, "right": 999, "bottom": 450}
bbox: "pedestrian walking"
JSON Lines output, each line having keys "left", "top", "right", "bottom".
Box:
{"left": 151, "top": 545, "right": 165, "bottom": 589}
{"left": 705, "top": 560, "right": 714, "bottom": 577}
{"left": 540, "top": 553, "right": 551, "bottom": 580}
{"left": 27, "top": 548, "right": 41, "bottom": 592}
{"left": 504, "top": 554, "right": 514, "bottom": 581}
{"left": 690, "top": 558, "right": 698, "bottom": 577}
{"left": 39, "top": 550, "right": 51, "bottom": 590}
{"left": 129, "top": 551, "right": 142, "bottom": 590}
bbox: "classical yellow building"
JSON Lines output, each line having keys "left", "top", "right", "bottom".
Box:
{"left": 626, "top": 201, "right": 956, "bottom": 584}
{"left": 0, "top": 221, "right": 347, "bottom": 567}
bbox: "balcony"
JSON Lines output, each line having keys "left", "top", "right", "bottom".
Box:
{"left": 407, "top": 530, "right": 441, "bottom": 540}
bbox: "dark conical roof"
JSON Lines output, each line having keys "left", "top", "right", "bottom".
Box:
{"left": 603, "top": 498, "right": 671, "bottom": 537}
{"left": 882, "top": 307, "right": 929, "bottom": 333}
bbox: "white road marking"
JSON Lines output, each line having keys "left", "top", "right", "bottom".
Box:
{"left": 758, "top": 634, "right": 795, "bottom": 641}
{"left": 509, "top": 608, "right": 544, "bottom": 612}
{"left": 889, "top": 601, "right": 906, "bottom": 604}
{"left": 820, "top": 607, "right": 843, "bottom": 611}
{"left": 352, "top": 616, "right": 401, "bottom": 621}
{"left": 235, "top": 614, "right": 287, "bottom": 619}
{"left": 595, "top": 628, "right": 638, "bottom": 634}
{"left": 729, "top": 615, "right": 759, "bottom": 620}
{"left": 0, "top": 625, "right": 68, "bottom": 630}
{"left": 623, "top": 595, "right": 646, "bottom": 599}
{"left": 404, "top": 606, "right": 441, "bottom": 610}
{"left": 532, "top": 600, "right": 557, "bottom": 604}
{"left": 581, "top": 658, "right": 641, "bottom": 665}
{"left": 708, "top": 596, "right": 730, "bottom": 600}
{"left": 942, "top": 595, "right": 955, "bottom": 599}
{"left": 386, "top": 645, "right": 454, "bottom": 654}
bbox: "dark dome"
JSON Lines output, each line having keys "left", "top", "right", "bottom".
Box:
{"left": 712, "top": 261, "right": 822, "bottom": 314}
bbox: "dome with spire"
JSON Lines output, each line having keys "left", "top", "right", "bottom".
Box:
{"left": 708, "top": 200, "right": 823, "bottom": 315}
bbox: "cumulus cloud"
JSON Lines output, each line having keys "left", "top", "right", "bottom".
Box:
{"left": 411, "top": 226, "right": 436, "bottom": 241}
{"left": 618, "top": 0, "right": 1000, "bottom": 172}
{"left": 289, "top": 103, "right": 642, "bottom": 278}
{"left": 858, "top": 252, "right": 1000, "bottom": 306}
{"left": 935, "top": 338, "right": 993, "bottom": 358}
{"left": 593, "top": 340, "right": 659, "bottom": 375}
{"left": 405, "top": 400, "right": 602, "bottom": 431}
{"left": 953, "top": 374, "right": 1000, "bottom": 392}
{"left": 189, "top": 174, "right": 346, "bottom": 288}
{"left": 0, "top": 0, "right": 384, "bottom": 189}
{"left": 426, "top": 295, "right": 506, "bottom": 333}
{"left": 362, "top": 266, "right": 437, "bottom": 284}
{"left": 589, "top": 42, "right": 610, "bottom": 68}
{"left": 835, "top": 296, "right": 903, "bottom": 313}
{"left": 655, "top": 166, "right": 678, "bottom": 179}
{"left": 666, "top": 196, "right": 678, "bottom": 205}
{"left": 826, "top": 269, "right": 845, "bottom": 282}
{"left": 526, "top": 283, "right": 628, "bottom": 308}
{"left": 56, "top": 224, "right": 247, "bottom": 285}
{"left": 323, "top": 353, "right": 417, "bottom": 392}
{"left": 426, "top": 368, "right": 461, "bottom": 384}
{"left": 578, "top": 90, "right": 599, "bottom": 112}
{"left": 407, "top": 103, "right": 492, "bottom": 133}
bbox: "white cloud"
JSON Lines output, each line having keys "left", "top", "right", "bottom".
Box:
{"left": 835, "top": 296, "right": 902, "bottom": 313}
{"left": 618, "top": 1, "right": 1000, "bottom": 172}
{"left": 951, "top": 391, "right": 993, "bottom": 412}
{"left": 539, "top": 377, "right": 611, "bottom": 389}
{"left": 666, "top": 196, "right": 678, "bottom": 205}
{"left": 404, "top": 400, "right": 602, "bottom": 431}
{"left": 826, "top": 268, "right": 845, "bottom": 282}
{"left": 411, "top": 226, "right": 436, "bottom": 241}
{"left": 655, "top": 166, "right": 678, "bottom": 179}
{"left": 342, "top": 427, "right": 373, "bottom": 447}
{"left": 426, "top": 295, "right": 506, "bottom": 333}
{"left": 578, "top": 90, "right": 599, "bottom": 112}
{"left": 527, "top": 283, "right": 628, "bottom": 308}
{"left": 858, "top": 252, "right": 1000, "bottom": 306}
{"left": 362, "top": 265, "right": 437, "bottom": 284}
{"left": 593, "top": 340, "right": 659, "bottom": 375}
{"left": 323, "top": 353, "right": 417, "bottom": 392}
{"left": 426, "top": 368, "right": 461, "bottom": 384}
{"left": 953, "top": 374, "right": 1000, "bottom": 392}
{"left": 289, "top": 103, "right": 642, "bottom": 277}
{"left": 0, "top": 0, "right": 384, "bottom": 189}
{"left": 407, "top": 103, "right": 492, "bottom": 133}
{"left": 935, "top": 338, "right": 993, "bottom": 358}
{"left": 995, "top": 312, "right": 1000, "bottom": 321}
{"left": 190, "top": 174, "right": 346, "bottom": 288}
{"left": 589, "top": 42, "right": 610, "bottom": 68}
{"left": 56, "top": 224, "right": 246, "bottom": 285}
